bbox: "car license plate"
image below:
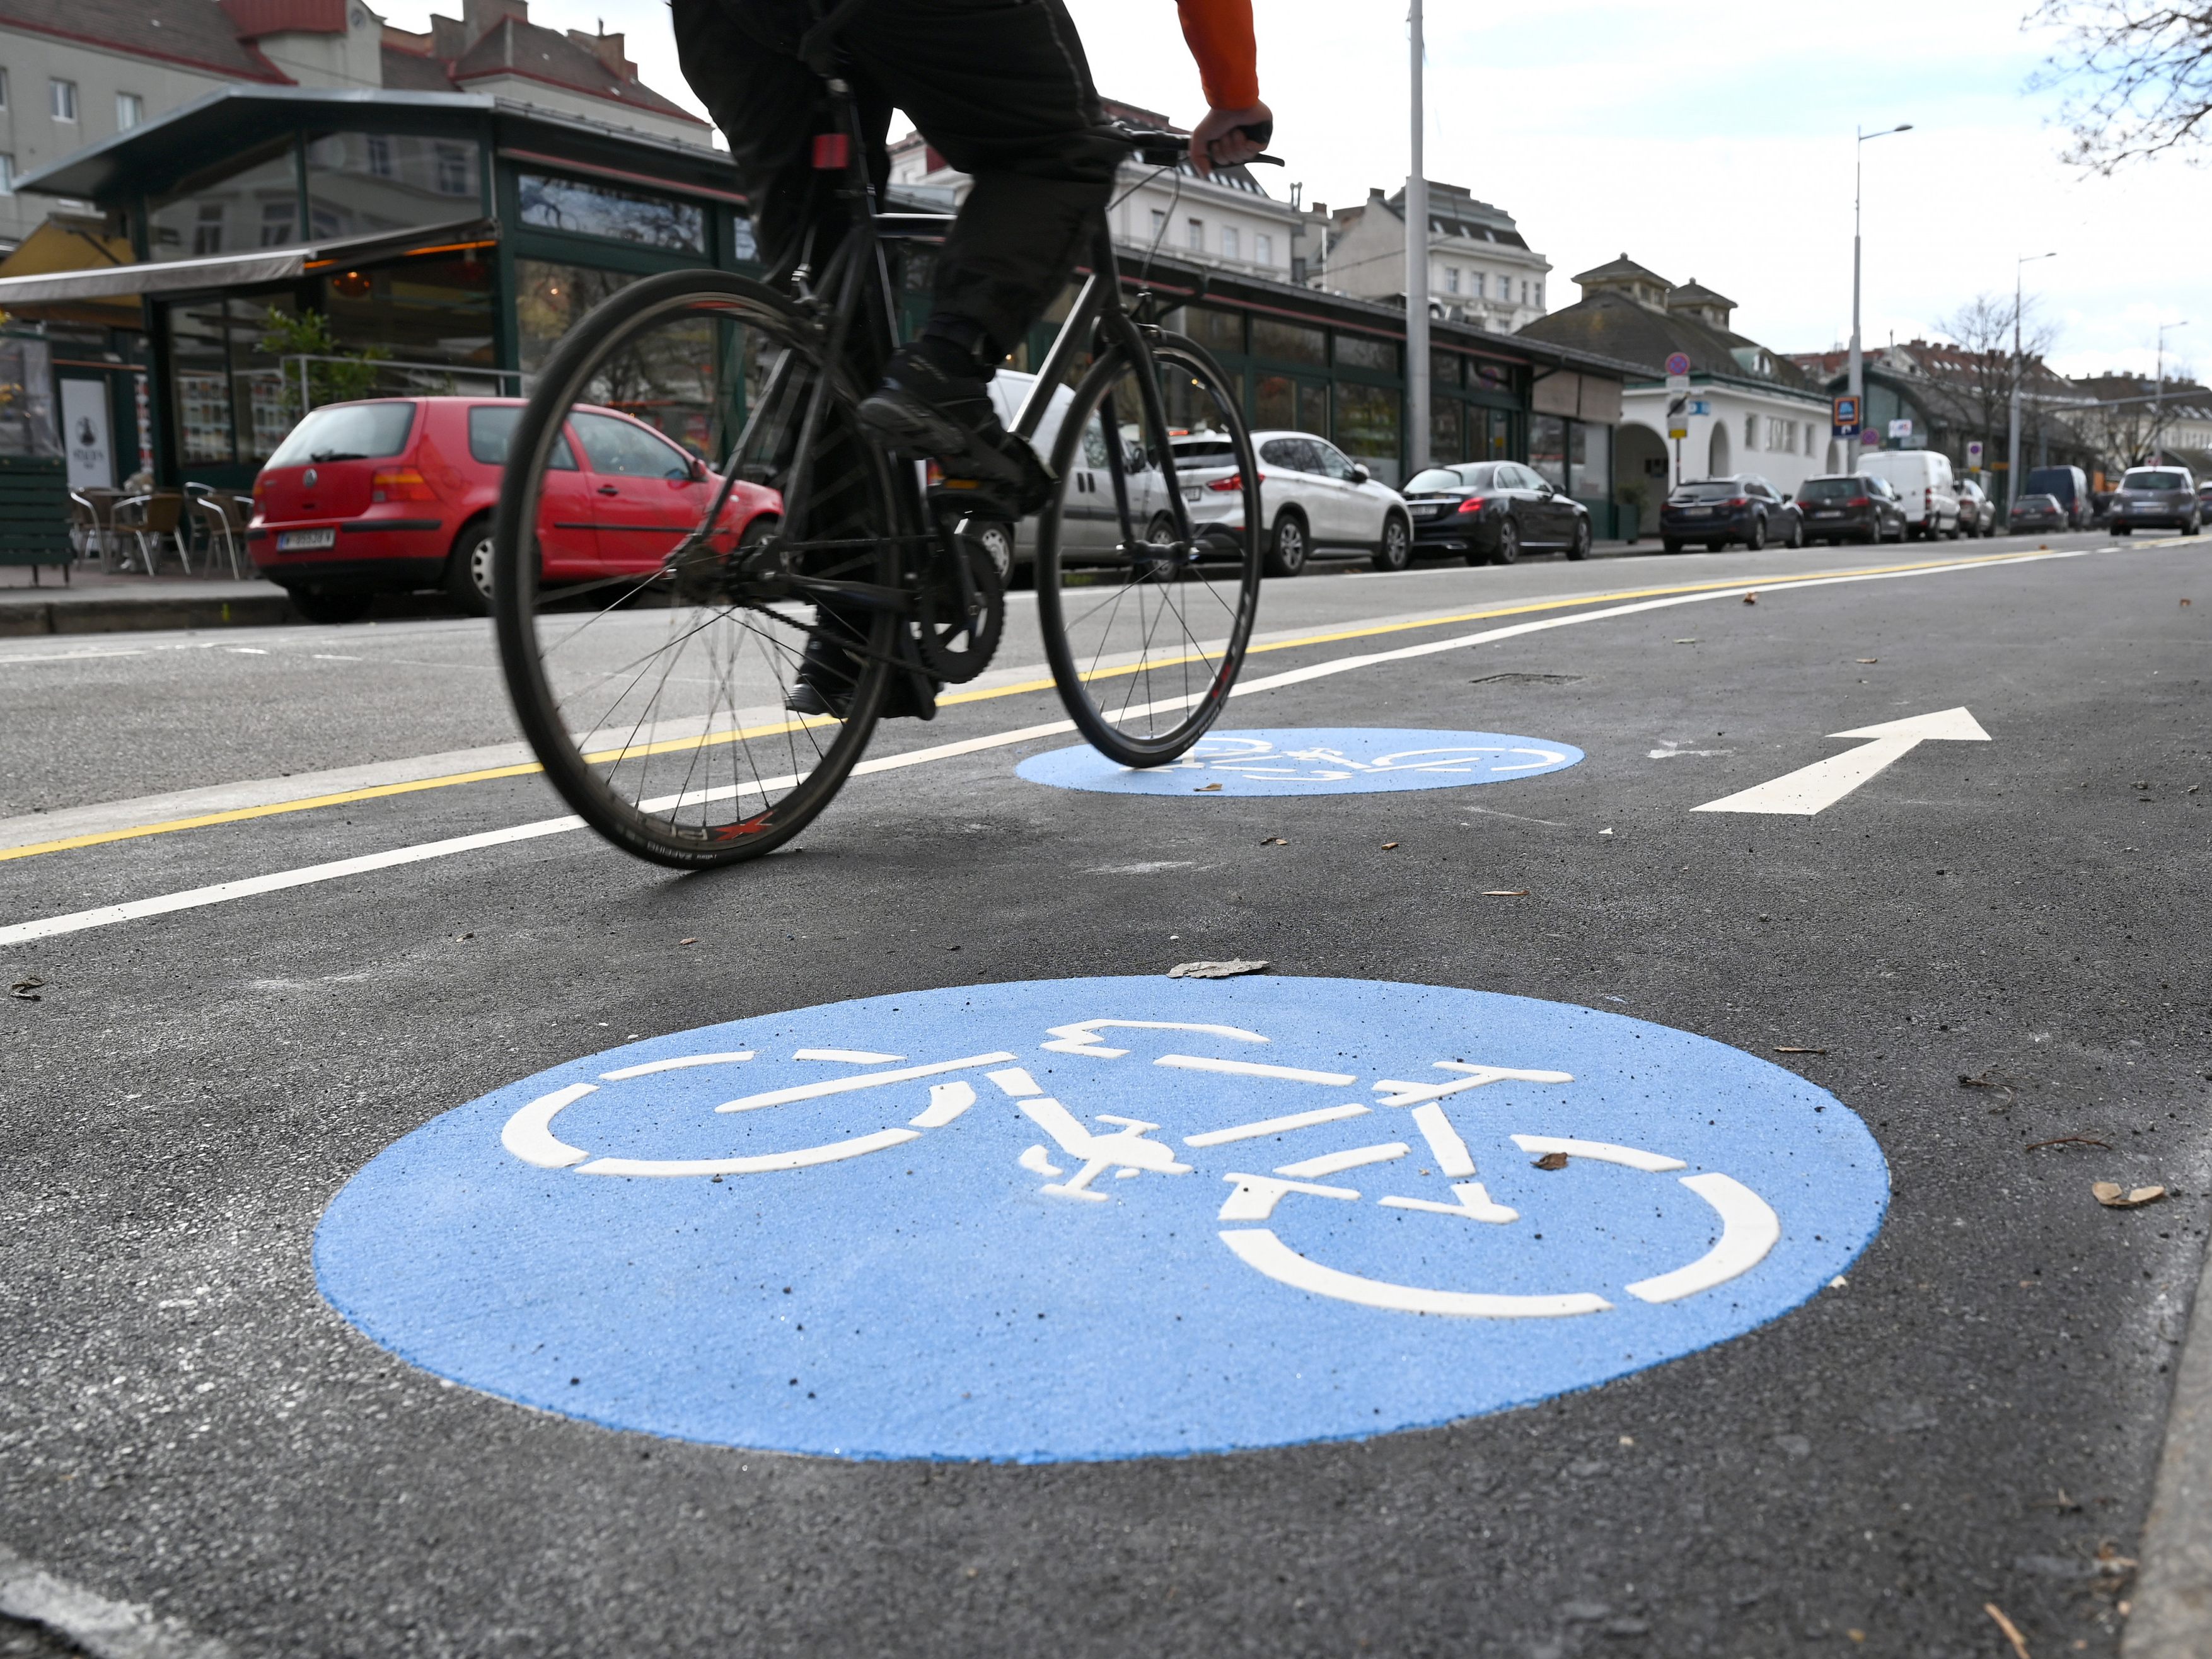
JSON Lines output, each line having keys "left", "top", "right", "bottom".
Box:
{"left": 1813, "top": 510, "right": 1841, "bottom": 518}
{"left": 277, "top": 528, "right": 337, "bottom": 550}
{"left": 1684, "top": 507, "right": 1711, "bottom": 517}
{"left": 1413, "top": 504, "right": 1444, "bottom": 518}
{"left": 1181, "top": 488, "right": 1202, "bottom": 503}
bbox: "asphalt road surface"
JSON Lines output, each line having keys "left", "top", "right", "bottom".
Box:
{"left": 3, "top": 526, "right": 2208, "bottom": 1659}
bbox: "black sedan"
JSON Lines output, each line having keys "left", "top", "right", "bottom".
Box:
{"left": 1794, "top": 474, "right": 1908, "bottom": 545}
{"left": 1658, "top": 475, "right": 1801, "bottom": 552}
{"left": 2006, "top": 493, "right": 2068, "bottom": 533}
{"left": 1401, "top": 461, "right": 1592, "bottom": 564}
{"left": 2109, "top": 466, "right": 2202, "bottom": 535}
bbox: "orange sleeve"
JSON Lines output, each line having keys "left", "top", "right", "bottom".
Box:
{"left": 1176, "top": 0, "right": 1259, "bottom": 110}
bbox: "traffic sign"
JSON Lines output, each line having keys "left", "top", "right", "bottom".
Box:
{"left": 1966, "top": 441, "right": 1984, "bottom": 468}
{"left": 1665, "top": 374, "right": 1691, "bottom": 394}
{"left": 1687, "top": 399, "right": 1711, "bottom": 417}
{"left": 1017, "top": 727, "right": 1584, "bottom": 797}
{"left": 1887, "top": 418, "right": 1913, "bottom": 440}
{"left": 1664, "top": 352, "right": 1691, "bottom": 377}
{"left": 1831, "top": 395, "right": 1862, "bottom": 438}
{"left": 317, "top": 977, "right": 1889, "bottom": 1462}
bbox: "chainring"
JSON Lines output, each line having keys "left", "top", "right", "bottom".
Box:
{"left": 911, "top": 528, "right": 1005, "bottom": 685}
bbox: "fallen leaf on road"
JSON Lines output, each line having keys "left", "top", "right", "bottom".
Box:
{"left": 2093, "top": 1182, "right": 2166, "bottom": 1208}
{"left": 680, "top": 937, "right": 697, "bottom": 945}
{"left": 1259, "top": 837, "right": 1287, "bottom": 846}
{"left": 455, "top": 932, "right": 473, "bottom": 942}
{"left": 8, "top": 977, "right": 43, "bottom": 1002}
{"left": 1673, "top": 637, "right": 1699, "bottom": 644}
{"left": 1856, "top": 657, "right": 1879, "bottom": 664}
{"left": 1380, "top": 841, "right": 1399, "bottom": 850}
{"left": 1742, "top": 592, "right": 1758, "bottom": 605}
{"left": 1775, "top": 1046, "right": 1828, "bottom": 1055}
{"left": 1168, "top": 959, "right": 1269, "bottom": 980}
{"left": 2025, "top": 1136, "right": 2111, "bottom": 1152}
{"left": 1984, "top": 1602, "right": 2032, "bottom": 1659}
{"left": 1195, "top": 782, "right": 1223, "bottom": 792}
{"left": 1534, "top": 1152, "right": 1570, "bottom": 1171}
{"left": 1482, "top": 889, "right": 1529, "bottom": 897}
{"left": 2182, "top": 598, "right": 2192, "bottom": 606}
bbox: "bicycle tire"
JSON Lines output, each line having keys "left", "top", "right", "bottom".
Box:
{"left": 1034, "top": 333, "right": 1262, "bottom": 766}
{"left": 492, "top": 268, "right": 898, "bottom": 869}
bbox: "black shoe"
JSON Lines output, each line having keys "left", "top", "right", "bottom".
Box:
{"left": 860, "top": 340, "right": 1055, "bottom": 515}
{"left": 785, "top": 635, "right": 858, "bottom": 719}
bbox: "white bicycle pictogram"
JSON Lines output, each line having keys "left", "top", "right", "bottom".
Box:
{"left": 1165, "top": 734, "right": 1575, "bottom": 784}
{"left": 499, "top": 1017, "right": 1781, "bottom": 1321}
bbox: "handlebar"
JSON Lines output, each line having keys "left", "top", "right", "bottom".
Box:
{"left": 1111, "top": 122, "right": 1282, "bottom": 170}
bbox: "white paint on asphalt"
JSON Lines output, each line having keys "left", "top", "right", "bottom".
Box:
{"left": 1692, "top": 705, "right": 1993, "bottom": 815}
{"left": 0, "top": 1540, "right": 235, "bottom": 1659}
{"left": 1624, "top": 1174, "right": 1784, "bottom": 1304}
{"left": 0, "top": 547, "right": 2116, "bottom": 948}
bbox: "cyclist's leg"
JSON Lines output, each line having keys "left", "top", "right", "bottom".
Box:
{"left": 842, "top": 0, "right": 1121, "bottom": 496}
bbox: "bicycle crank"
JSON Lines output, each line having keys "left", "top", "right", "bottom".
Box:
{"left": 911, "top": 525, "right": 1005, "bottom": 684}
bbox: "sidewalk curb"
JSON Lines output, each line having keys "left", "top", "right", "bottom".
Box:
{"left": 2124, "top": 1227, "right": 2212, "bottom": 1656}
{"left": 0, "top": 594, "right": 297, "bottom": 636}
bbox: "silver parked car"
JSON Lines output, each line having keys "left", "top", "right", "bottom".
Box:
{"left": 1953, "top": 477, "right": 1996, "bottom": 537}
{"left": 2109, "top": 465, "right": 2203, "bottom": 535}
{"left": 1173, "top": 429, "right": 1413, "bottom": 575}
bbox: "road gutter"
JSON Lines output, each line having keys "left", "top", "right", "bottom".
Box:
{"left": 2125, "top": 1228, "right": 2212, "bottom": 1656}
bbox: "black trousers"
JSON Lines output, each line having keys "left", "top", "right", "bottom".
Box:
{"left": 672, "top": 0, "right": 1123, "bottom": 362}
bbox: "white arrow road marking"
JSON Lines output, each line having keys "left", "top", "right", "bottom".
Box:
{"left": 1692, "top": 706, "right": 1991, "bottom": 815}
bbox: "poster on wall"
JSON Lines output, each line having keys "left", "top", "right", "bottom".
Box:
{"left": 59, "top": 380, "right": 113, "bottom": 490}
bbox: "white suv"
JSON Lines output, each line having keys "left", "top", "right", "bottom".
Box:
{"left": 1171, "top": 429, "right": 1414, "bottom": 575}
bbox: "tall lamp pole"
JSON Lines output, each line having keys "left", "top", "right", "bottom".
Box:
{"left": 2005, "top": 250, "right": 2056, "bottom": 524}
{"left": 2152, "top": 319, "right": 2189, "bottom": 466}
{"left": 1405, "top": 0, "right": 1429, "bottom": 477}
{"left": 1849, "top": 124, "right": 1911, "bottom": 471}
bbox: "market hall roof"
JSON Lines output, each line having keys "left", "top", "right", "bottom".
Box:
{"left": 1519, "top": 253, "right": 1817, "bottom": 395}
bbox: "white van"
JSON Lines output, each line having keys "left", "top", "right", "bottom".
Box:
{"left": 1858, "top": 449, "right": 1961, "bottom": 540}
{"left": 955, "top": 369, "right": 1166, "bottom": 583}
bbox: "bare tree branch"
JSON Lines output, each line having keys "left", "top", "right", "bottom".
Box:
{"left": 2033, "top": 2, "right": 2212, "bottom": 171}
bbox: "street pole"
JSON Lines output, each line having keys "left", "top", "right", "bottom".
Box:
{"left": 1849, "top": 124, "right": 1911, "bottom": 474}
{"left": 1404, "top": 0, "right": 1429, "bottom": 478}
{"left": 2006, "top": 251, "right": 2055, "bottom": 526}
{"left": 2151, "top": 320, "right": 2189, "bottom": 466}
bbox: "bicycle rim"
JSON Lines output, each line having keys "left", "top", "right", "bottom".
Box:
{"left": 492, "top": 269, "right": 898, "bottom": 869}
{"left": 1034, "top": 335, "right": 1262, "bottom": 765}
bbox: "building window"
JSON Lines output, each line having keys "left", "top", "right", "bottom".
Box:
{"left": 50, "top": 78, "right": 77, "bottom": 122}
{"left": 1520, "top": 279, "right": 1530, "bottom": 305}
{"left": 1472, "top": 272, "right": 1485, "bottom": 299}
{"left": 518, "top": 172, "right": 704, "bottom": 252}
{"left": 115, "top": 92, "right": 142, "bottom": 130}
{"left": 1149, "top": 208, "right": 1166, "bottom": 243}
{"left": 1535, "top": 280, "right": 1544, "bottom": 308}
{"left": 1445, "top": 267, "right": 1459, "bottom": 294}
{"left": 0, "top": 69, "right": 9, "bottom": 111}
{"left": 1222, "top": 224, "right": 1238, "bottom": 259}
{"left": 366, "top": 135, "right": 393, "bottom": 178}
{"left": 434, "top": 143, "right": 471, "bottom": 195}
{"left": 1186, "top": 217, "right": 1203, "bottom": 251}
{"left": 1744, "top": 413, "right": 1759, "bottom": 451}
{"left": 0, "top": 154, "right": 12, "bottom": 195}
{"left": 192, "top": 202, "right": 225, "bottom": 257}
{"left": 260, "top": 199, "right": 296, "bottom": 248}
{"left": 1254, "top": 231, "right": 1272, "bottom": 266}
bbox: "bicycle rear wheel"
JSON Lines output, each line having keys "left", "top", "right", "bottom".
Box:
{"left": 492, "top": 269, "right": 900, "bottom": 869}
{"left": 1034, "top": 334, "right": 1263, "bottom": 766}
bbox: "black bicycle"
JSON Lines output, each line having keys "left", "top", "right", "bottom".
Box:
{"left": 489, "top": 94, "right": 1266, "bottom": 869}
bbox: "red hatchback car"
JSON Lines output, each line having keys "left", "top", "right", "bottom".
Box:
{"left": 249, "top": 396, "right": 777, "bottom": 622}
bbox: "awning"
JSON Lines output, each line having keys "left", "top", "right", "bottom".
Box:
{"left": 0, "top": 216, "right": 495, "bottom": 306}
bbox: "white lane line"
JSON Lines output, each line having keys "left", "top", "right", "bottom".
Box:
{"left": 0, "top": 545, "right": 2109, "bottom": 949}
{"left": 0, "top": 1540, "right": 234, "bottom": 1659}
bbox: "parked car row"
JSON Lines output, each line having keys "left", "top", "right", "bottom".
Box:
{"left": 1657, "top": 475, "right": 1802, "bottom": 552}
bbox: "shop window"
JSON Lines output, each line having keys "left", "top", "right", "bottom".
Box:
{"left": 1430, "top": 400, "right": 1465, "bottom": 465}
{"left": 1331, "top": 381, "right": 1401, "bottom": 485}
{"left": 148, "top": 144, "right": 301, "bottom": 263}
{"left": 160, "top": 295, "right": 298, "bottom": 468}
{"left": 517, "top": 260, "right": 643, "bottom": 373}
{"left": 1254, "top": 374, "right": 1297, "bottom": 431}
{"left": 1430, "top": 350, "right": 1462, "bottom": 389}
{"left": 0, "top": 337, "right": 59, "bottom": 458}
{"left": 1335, "top": 333, "right": 1396, "bottom": 374}
{"left": 1529, "top": 413, "right": 1567, "bottom": 491}
{"left": 1250, "top": 317, "right": 1324, "bottom": 366}
{"left": 319, "top": 255, "right": 495, "bottom": 373}
{"left": 1568, "top": 421, "right": 1610, "bottom": 499}
{"left": 116, "top": 93, "right": 142, "bottom": 131}
{"left": 518, "top": 173, "right": 702, "bottom": 252}
{"left": 1167, "top": 306, "right": 1243, "bottom": 356}
{"left": 308, "top": 134, "right": 484, "bottom": 243}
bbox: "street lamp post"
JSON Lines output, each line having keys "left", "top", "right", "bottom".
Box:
{"left": 1848, "top": 123, "right": 1911, "bottom": 471}
{"left": 2152, "top": 319, "right": 2189, "bottom": 466}
{"left": 1405, "top": 0, "right": 1429, "bottom": 478}
{"left": 2005, "top": 251, "right": 2056, "bottom": 527}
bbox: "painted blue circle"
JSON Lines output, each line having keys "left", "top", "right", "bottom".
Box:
{"left": 316, "top": 978, "right": 1886, "bottom": 1462}
{"left": 1015, "top": 727, "right": 1584, "bottom": 795}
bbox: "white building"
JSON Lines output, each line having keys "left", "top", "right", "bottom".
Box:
{"left": 0, "top": 0, "right": 707, "bottom": 250}
{"left": 1304, "top": 180, "right": 1549, "bottom": 333}
{"left": 885, "top": 101, "right": 1307, "bottom": 288}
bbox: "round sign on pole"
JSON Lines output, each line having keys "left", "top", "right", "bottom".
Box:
{"left": 1664, "top": 352, "right": 1691, "bottom": 377}
{"left": 1017, "top": 727, "right": 1584, "bottom": 797}
{"left": 318, "top": 979, "right": 1888, "bottom": 1463}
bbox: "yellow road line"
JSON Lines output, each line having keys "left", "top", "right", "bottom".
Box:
{"left": 0, "top": 545, "right": 2116, "bottom": 865}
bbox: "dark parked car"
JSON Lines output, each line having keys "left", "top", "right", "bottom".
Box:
{"left": 1955, "top": 477, "right": 1996, "bottom": 538}
{"left": 2109, "top": 465, "right": 2203, "bottom": 535}
{"left": 2021, "top": 465, "right": 2090, "bottom": 529}
{"left": 1793, "top": 474, "right": 1908, "bottom": 545}
{"left": 2006, "top": 492, "right": 2068, "bottom": 533}
{"left": 1658, "top": 475, "right": 1802, "bottom": 553}
{"left": 1401, "top": 460, "right": 1592, "bottom": 564}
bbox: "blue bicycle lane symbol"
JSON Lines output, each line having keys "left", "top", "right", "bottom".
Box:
{"left": 1016, "top": 726, "right": 1585, "bottom": 796}
{"left": 317, "top": 977, "right": 1887, "bottom": 1462}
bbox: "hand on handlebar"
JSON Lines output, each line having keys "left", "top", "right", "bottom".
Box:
{"left": 1188, "top": 100, "right": 1274, "bottom": 178}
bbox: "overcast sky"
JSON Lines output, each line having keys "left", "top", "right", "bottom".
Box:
{"left": 384, "top": 0, "right": 2204, "bottom": 379}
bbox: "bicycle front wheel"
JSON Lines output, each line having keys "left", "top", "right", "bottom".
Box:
{"left": 1034, "top": 334, "right": 1263, "bottom": 765}
{"left": 492, "top": 269, "right": 900, "bottom": 869}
